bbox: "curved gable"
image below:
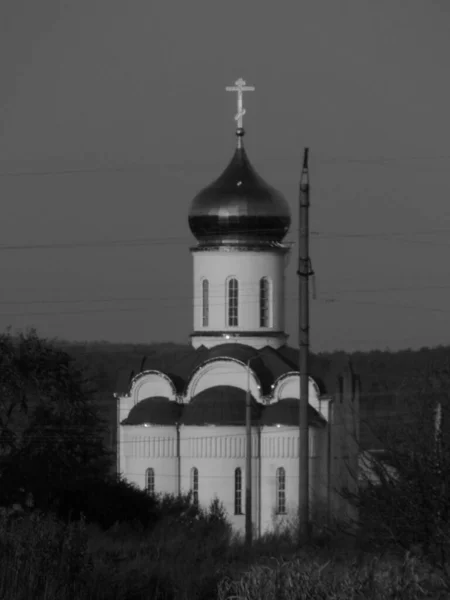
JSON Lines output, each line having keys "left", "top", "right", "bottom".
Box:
{"left": 185, "top": 357, "right": 264, "bottom": 403}
{"left": 272, "top": 373, "right": 321, "bottom": 407}
{"left": 130, "top": 370, "right": 177, "bottom": 404}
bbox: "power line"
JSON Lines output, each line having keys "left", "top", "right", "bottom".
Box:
{"left": 2, "top": 153, "right": 450, "bottom": 178}
{"left": 2, "top": 227, "right": 450, "bottom": 253}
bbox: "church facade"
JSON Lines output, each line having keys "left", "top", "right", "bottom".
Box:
{"left": 116, "top": 79, "right": 360, "bottom": 536}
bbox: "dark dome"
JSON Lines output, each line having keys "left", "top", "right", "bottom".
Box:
{"left": 181, "top": 385, "right": 261, "bottom": 426}
{"left": 122, "top": 397, "right": 182, "bottom": 426}
{"left": 260, "top": 398, "right": 322, "bottom": 427}
{"left": 189, "top": 139, "right": 291, "bottom": 246}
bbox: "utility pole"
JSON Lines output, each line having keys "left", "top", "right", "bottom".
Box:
{"left": 245, "top": 360, "right": 252, "bottom": 548}
{"left": 298, "top": 147, "right": 311, "bottom": 544}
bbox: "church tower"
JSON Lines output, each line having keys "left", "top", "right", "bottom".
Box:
{"left": 189, "top": 79, "right": 291, "bottom": 350}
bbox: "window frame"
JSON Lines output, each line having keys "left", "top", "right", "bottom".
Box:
{"left": 191, "top": 466, "right": 199, "bottom": 506}
{"left": 276, "top": 467, "right": 286, "bottom": 514}
{"left": 145, "top": 468, "right": 155, "bottom": 495}
{"left": 234, "top": 467, "right": 243, "bottom": 515}
{"left": 227, "top": 277, "right": 239, "bottom": 327}
{"left": 202, "top": 278, "right": 209, "bottom": 327}
{"left": 259, "top": 277, "right": 271, "bottom": 327}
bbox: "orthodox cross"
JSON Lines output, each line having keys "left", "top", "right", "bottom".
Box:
{"left": 225, "top": 78, "right": 255, "bottom": 129}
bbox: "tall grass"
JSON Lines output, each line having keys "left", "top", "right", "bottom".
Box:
{"left": 0, "top": 508, "right": 448, "bottom": 599}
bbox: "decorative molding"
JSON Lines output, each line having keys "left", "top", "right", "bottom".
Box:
{"left": 128, "top": 370, "right": 177, "bottom": 401}
{"left": 123, "top": 431, "right": 319, "bottom": 459}
{"left": 184, "top": 357, "right": 263, "bottom": 402}
{"left": 190, "top": 330, "right": 288, "bottom": 339}
{"left": 124, "top": 434, "right": 177, "bottom": 458}
{"left": 190, "top": 243, "right": 291, "bottom": 254}
{"left": 271, "top": 372, "right": 320, "bottom": 401}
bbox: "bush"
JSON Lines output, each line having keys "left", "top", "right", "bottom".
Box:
{"left": 53, "top": 476, "right": 160, "bottom": 530}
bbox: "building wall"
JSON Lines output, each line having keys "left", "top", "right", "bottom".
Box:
{"left": 191, "top": 248, "right": 289, "bottom": 349}
{"left": 119, "top": 422, "right": 329, "bottom": 536}
{"left": 185, "top": 360, "right": 263, "bottom": 402}
{"left": 120, "top": 425, "right": 179, "bottom": 496}
{"left": 272, "top": 375, "right": 326, "bottom": 419}
{"left": 259, "top": 426, "right": 328, "bottom": 533}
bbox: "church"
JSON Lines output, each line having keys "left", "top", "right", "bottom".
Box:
{"left": 115, "top": 79, "right": 360, "bottom": 536}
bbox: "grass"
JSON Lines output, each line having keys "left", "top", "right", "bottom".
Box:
{"left": 0, "top": 508, "right": 449, "bottom": 599}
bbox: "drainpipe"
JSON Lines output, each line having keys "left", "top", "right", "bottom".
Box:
{"left": 327, "top": 398, "right": 334, "bottom": 526}
{"left": 257, "top": 425, "right": 262, "bottom": 539}
{"left": 176, "top": 422, "right": 181, "bottom": 496}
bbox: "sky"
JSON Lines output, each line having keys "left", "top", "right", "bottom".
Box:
{"left": 1, "top": 0, "right": 450, "bottom": 352}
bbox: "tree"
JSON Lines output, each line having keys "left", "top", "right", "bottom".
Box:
{"left": 0, "top": 328, "right": 112, "bottom": 508}
{"left": 354, "top": 359, "right": 450, "bottom": 569}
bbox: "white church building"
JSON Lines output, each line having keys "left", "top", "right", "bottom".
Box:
{"left": 116, "top": 79, "right": 360, "bottom": 536}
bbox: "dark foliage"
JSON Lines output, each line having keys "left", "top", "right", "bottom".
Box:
{"left": 0, "top": 329, "right": 112, "bottom": 508}
{"left": 54, "top": 476, "right": 161, "bottom": 530}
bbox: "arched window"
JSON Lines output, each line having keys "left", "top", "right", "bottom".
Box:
{"left": 202, "top": 279, "right": 209, "bottom": 327}
{"left": 276, "top": 467, "right": 286, "bottom": 514}
{"left": 234, "top": 468, "right": 243, "bottom": 515}
{"left": 191, "top": 467, "right": 199, "bottom": 506}
{"left": 145, "top": 468, "right": 155, "bottom": 495}
{"left": 259, "top": 277, "right": 271, "bottom": 327}
{"left": 227, "top": 278, "right": 239, "bottom": 326}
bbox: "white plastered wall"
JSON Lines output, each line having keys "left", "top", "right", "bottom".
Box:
{"left": 119, "top": 425, "right": 179, "bottom": 496}
{"left": 273, "top": 375, "right": 330, "bottom": 421}
{"left": 191, "top": 248, "right": 289, "bottom": 349}
{"left": 185, "top": 359, "right": 263, "bottom": 403}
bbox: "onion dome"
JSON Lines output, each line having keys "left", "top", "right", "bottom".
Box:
{"left": 122, "top": 397, "right": 182, "bottom": 426}
{"left": 189, "top": 131, "right": 291, "bottom": 246}
{"left": 260, "top": 399, "right": 322, "bottom": 427}
{"left": 181, "top": 385, "right": 261, "bottom": 426}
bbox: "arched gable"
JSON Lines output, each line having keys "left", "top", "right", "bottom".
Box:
{"left": 271, "top": 373, "right": 321, "bottom": 412}
{"left": 184, "top": 358, "right": 264, "bottom": 403}
{"left": 130, "top": 370, "right": 177, "bottom": 404}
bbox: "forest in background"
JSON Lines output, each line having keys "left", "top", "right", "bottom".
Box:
{"left": 56, "top": 339, "right": 450, "bottom": 454}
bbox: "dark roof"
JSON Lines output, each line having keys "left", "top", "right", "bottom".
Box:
{"left": 180, "top": 386, "right": 262, "bottom": 426}
{"left": 260, "top": 398, "right": 323, "bottom": 427}
{"left": 122, "top": 397, "right": 182, "bottom": 426}
{"left": 188, "top": 141, "right": 291, "bottom": 246}
{"left": 117, "top": 343, "right": 335, "bottom": 397}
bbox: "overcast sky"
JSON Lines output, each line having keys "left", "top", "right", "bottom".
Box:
{"left": 0, "top": 0, "right": 450, "bottom": 352}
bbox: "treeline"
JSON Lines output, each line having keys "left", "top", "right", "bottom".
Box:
{"left": 56, "top": 339, "right": 450, "bottom": 451}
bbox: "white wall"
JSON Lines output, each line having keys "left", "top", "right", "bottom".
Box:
{"left": 272, "top": 375, "right": 327, "bottom": 421}
{"left": 130, "top": 372, "right": 177, "bottom": 403}
{"left": 185, "top": 360, "right": 263, "bottom": 402}
{"left": 120, "top": 425, "right": 179, "bottom": 496}
{"left": 180, "top": 425, "right": 260, "bottom": 533}
{"left": 259, "top": 426, "right": 328, "bottom": 533}
{"left": 191, "top": 247, "right": 289, "bottom": 349}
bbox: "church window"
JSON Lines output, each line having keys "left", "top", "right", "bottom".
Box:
{"left": 276, "top": 467, "right": 286, "bottom": 514}
{"left": 191, "top": 467, "right": 199, "bottom": 506}
{"left": 202, "top": 279, "right": 209, "bottom": 327}
{"left": 259, "top": 277, "right": 271, "bottom": 327}
{"left": 145, "top": 468, "right": 155, "bottom": 495}
{"left": 234, "top": 468, "right": 243, "bottom": 514}
{"left": 227, "top": 278, "right": 239, "bottom": 326}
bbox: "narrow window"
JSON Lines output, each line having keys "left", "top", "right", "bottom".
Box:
{"left": 234, "top": 468, "right": 243, "bottom": 514}
{"left": 202, "top": 279, "right": 209, "bottom": 327}
{"left": 191, "top": 467, "right": 199, "bottom": 506}
{"left": 228, "top": 278, "right": 239, "bottom": 326}
{"left": 276, "top": 467, "right": 286, "bottom": 514}
{"left": 259, "top": 277, "right": 270, "bottom": 327}
{"left": 145, "top": 468, "right": 155, "bottom": 495}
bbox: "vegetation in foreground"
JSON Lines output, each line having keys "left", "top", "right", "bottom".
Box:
{"left": 2, "top": 330, "right": 450, "bottom": 598}
{"left": 0, "top": 502, "right": 449, "bottom": 600}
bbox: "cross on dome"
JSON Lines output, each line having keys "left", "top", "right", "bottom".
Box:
{"left": 225, "top": 78, "right": 255, "bottom": 130}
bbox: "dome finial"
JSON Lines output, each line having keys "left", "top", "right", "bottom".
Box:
{"left": 225, "top": 78, "right": 255, "bottom": 137}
